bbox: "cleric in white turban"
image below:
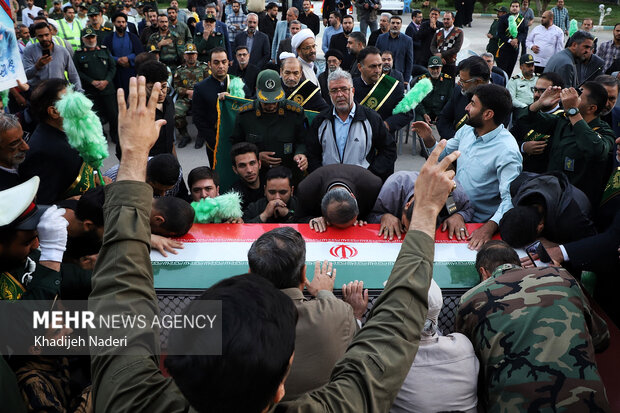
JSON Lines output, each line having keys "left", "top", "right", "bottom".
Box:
{"left": 291, "top": 28, "right": 319, "bottom": 88}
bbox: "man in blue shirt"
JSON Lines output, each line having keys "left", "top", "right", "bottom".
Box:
{"left": 413, "top": 84, "right": 522, "bottom": 250}
{"left": 375, "top": 15, "right": 413, "bottom": 84}
{"left": 322, "top": 11, "right": 344, "bottom": 54}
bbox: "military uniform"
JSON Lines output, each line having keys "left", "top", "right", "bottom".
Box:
{"left": 174, "top": 47, "right": 210, "bottom": 145}
{"left": 49, "top": 10, "right": 65, "bottom": 20}
{"left": 147, "top": 31, "right": 184, "bottom": 71}
{"left": 486, "top": 18, "right": 500, "bottom": 55}
{"left": 230, "top": 99, "right": 307, "bottom": 183}
{"left": 73, "top": 39, "right": 119, "bottom": 144}
{"left": 456, "top": 263, "right": 610, "bottom": 412}
{"left": 194, "top": 31, "right": 225, "bottom": 63}
{"left": 81, "top": 25, "right": 113, "bottom": 46}
{"left": 413, "top": 73, "right": 454, "bottom": 122}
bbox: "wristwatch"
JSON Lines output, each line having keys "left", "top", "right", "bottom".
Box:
{"left": 566, "top": 107, "right": 579, "bottom": 117}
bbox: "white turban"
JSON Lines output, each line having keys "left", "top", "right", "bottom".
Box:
{"left": 291, "top": 28, "right": 314, "bottom": 54}
{"left": 426, "top": 279, "right": 443, "bottom": 325}
{"left": 279, "top": 51, "right": 296, "bottom": 61}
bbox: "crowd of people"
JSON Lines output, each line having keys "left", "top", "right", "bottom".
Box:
{"left": 1, "top": 0, "right": 620, "bottom": 411}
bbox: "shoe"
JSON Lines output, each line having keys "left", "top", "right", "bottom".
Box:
{"left": 467, "top": 23, "right": 472, "bottom": 27}
{"left": 177, "top": 136, "right": 191, "bottom": 148}
{"left": 194, "top": 139, "right": 204, "bottom": 149}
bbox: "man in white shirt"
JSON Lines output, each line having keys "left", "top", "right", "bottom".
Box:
{"left": 526, "top": 10, "right": 564, "bottom": 74}
{"left": 291, "top": 28, "right": 319, "bottom": 88}
{"left": 22, "top": 0, "right": 42, "bottom": 27}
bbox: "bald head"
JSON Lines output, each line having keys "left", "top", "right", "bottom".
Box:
{"left": 541, "top": 10, "right": 553, "bottom": 27}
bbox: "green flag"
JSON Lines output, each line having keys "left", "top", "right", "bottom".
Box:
{"left": 214, "top": 96, "right": 319, "bottom": 192}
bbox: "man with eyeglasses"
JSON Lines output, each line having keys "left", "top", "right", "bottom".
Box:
{"left": 510, "top": 71, "right": 564, "bottom": 173}
{"left": 307, "top": 68, "right": 396, "bottom": 181}
{"left": 0, "top": 114, "right": 30, "bottom": 190}
{"left": 506, "top": 53, "right": 537, "bottom": 109}
{"left": 437, "top": 56, "right": 489, "bottom": 140}
{"left": 292, "top": 28, "right": 320, "bottom": 88}
{"left": 230, "top": 45, "right": 260, "bottom": 97}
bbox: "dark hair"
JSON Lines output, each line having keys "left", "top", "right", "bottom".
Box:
{"left": 342, "top": 14, "right": 354, "bottom": 22}
{"left": 471, "top": 84, "right": 512, "bottom": 125}
{"left": 567, "top": 30, "right": 594, "bottom": 47}
{"left": 348, "top": 31, "right": 366, "bottom": 46}
{"left": 111, "top": 11, "right": 127, "bottom": 22}
{"left": 32, "top": 21, "right": 50, "bottom": 34}
{"left": 582, "top": 81, "right": 608, "bottom": 116}
{"left": 404, "top": 196, "right": 414, "bottom": 223}
{"left": 0, "top": 226, "right": 18, "bottom": 247}
{"left": 457, "top": 56, "right": 490, "bottom": 81}
{"left": 594, "top": 74, "right": 620, "bottom": 89}
{"left": 134, "top": 51, "right": 157, "bottom": 71}
{"left": 358, "top": 46, "right": 381, "bottom": 64}
{"left": 538, "top": 71, "right": 564, "bottom": 87}
{"left": 390, "top": 15, "right": 402, "bottom": 21}
{"left": 266, "top": 2, "right": 278, "bottom": 9}
{"left": 29, "top": 78, "right": 68, "bottom": 122}
{"left": 248, "top": 227, "right": 306, "bottom": 288}
{"left": 412, "top": 9, "right": 422, "bottom": 17}
{"left": 76, "top": 187, "right": 105, "bottom": 227}
{"left": 475, "top": 240, "right": 520, "bottom": 275}
{"left": 235, "top": 45, "right": 249, "bottom": 54}
{"left": 230, "top": 142, "right": 259, "bottom": 166}
{"left": 146, "top": 154, "right": 180, "bottom": 186}
{"left": 430, "top": 7, "right": 440, "bottom": 12}
{"left": 321, "top": 188, "right": 359, "bottom": 225}
{"left": 381, "top": 49, "right": 393, "bottom": 57}
{"left": 209, "top": 46, "right": 228, "bottom": 62}
{"left": 232, "top": 0, "right": 240, "bottom": 5}
{"left": 62, "top": 5, "right": 74, "bottom": 13}
{"left": 265, "top": 166, "right": 292, "bottom": 184}
{"left": 188, "top": 166, "right": 219, "bottom": 188}
{"left": 510, "top": 0, "right": 520, "bottom": 5}
{"left": 152, "top": 197, "right": 195, "bottom": 237}
{"left": 158, "top": 12, "right": 168, "bottom": 18}
{"left": 499, "top": 206, "right": 543, "bottom": 247}
{"left": 64, "top": 231, "right": 102, "bottom": 262}
{"left": 137, "top": 60, "right": 168, "bottom": 83}
{"left": 443, "top": 11, "right": 454, "bottom": 19}
{"left": 329, "top": 10, "right": 342, "bottom": 20}
{"left": 166, "top": 6, "right": 178, "bottom": 12}
{"left": 165, "top": 274, "right": 297, "bottom": 412}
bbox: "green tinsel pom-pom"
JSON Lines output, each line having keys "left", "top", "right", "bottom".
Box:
{"left": 393, "top": 78, "right": 433, "bottom": 115}
{"left": 228, "top": 77, "right": 246, "bottom": 98}
{"left": 508, "top": 15, "right": 518, "bottom": 38}
{"left": 192, "top": 192, "right": 243, "bottom": 223}
{"left": 55, "top": 87, "right": 108, "bottom": 170}
{"left": 568, "top": 19, "right": 578, "bottom": 37}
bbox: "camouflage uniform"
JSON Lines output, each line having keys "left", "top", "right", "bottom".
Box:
{"left": 173, "top": 60, "right": 210, "bottom": 140}
{"left": 146, "top": 31, "right": 185, "bottom": 72}
{"left": 456, "top": 264, "right": 610, "bottom": 412}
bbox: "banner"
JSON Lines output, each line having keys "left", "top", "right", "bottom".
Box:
{"left": 0, "top": 1, "right": 27, "bottom": 92}
{"left": 151, "top": 223, "right": 504, "bottom": 291}
{"left": 214, "top": 96, "right": 319, "bottom": 192}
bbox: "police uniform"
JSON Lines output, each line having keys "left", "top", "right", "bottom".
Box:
{"left": 174, "top": 43, "right": 211, "bottom": 147}
{"left": 230, "top": 70, "right": 308, "bottom": 184}
{"left": 83, "top": 6, "right": 113, "bottom": 46}
{"left": 506, "top": 54, "right": 538, "bottom": 109}
{"left": 147, "top": 30, "right": 184, "bottom": 71}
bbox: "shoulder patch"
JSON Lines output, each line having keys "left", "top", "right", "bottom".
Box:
{"left": 511, "top": 74, "right": 520, "bottom": 79}
{"left": 284, "top": 100, "right": 302, "bottom": 113}
{"left": 442, "top": 74, "right": 451, "bottom": 79}
{"left": 418, "top": 74, "right": 427, "bottom": 80}
{"left": 238, "top": 102, "right": 254, "bottom": 113}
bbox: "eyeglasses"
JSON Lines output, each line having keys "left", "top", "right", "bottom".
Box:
{"left": 8, "top": 132, "right": 30, "bottom": 149}
{"left": 531, "top": 87, "right": 547, "bottom": 94}
{"left": 457, "top": 77, "right": 480, "bottom": 85}
{"left": 328, "top": 87, "right": 351, "bottom": 95}
{"left": 300, "top": 44, "right": 316, "bottom": 51}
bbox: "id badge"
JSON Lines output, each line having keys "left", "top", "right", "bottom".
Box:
{"left": 283, "top": 143, "right": 293, "bottom": 155}
{"left": 564, "top": 157, "right": 575, "bottom": 172}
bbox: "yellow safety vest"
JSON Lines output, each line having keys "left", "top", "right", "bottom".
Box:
{"left": 57, "top": 19, "right": 83, "bottom": 50}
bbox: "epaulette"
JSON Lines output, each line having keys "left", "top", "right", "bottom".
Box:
{"left": 100, "top": 45, "right": 107, "bottom": 49}
{"left": 102, "top": 26, "right": 112, "bottom": 31}
{"left": 418, "top": 74, "right": 428, "bottom": 80}
{"left": 176, "top": 64, "right": 184, "bottom": 70}
{"left": 283, "top": 100, "right": 302, "bottom": 114}
{"left": 511, "top": 74, "right": 520, "bottom": 79}
{"left": 238, "top": 102, "right": 254, "bottom": 113}
{"left": 442, "top": 73, "right": 451, "bottom": 79}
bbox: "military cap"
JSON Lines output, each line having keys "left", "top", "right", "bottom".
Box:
{"left": 428, "top": 55, "right": 443, "bottom": 67}
{"left": 82, "top": 27, "right": 97, "bottom": 37}
{"left": 136, "top": 1, "right": 144, "bottom": 7}
{"left": 0, "top": 177, "right": 49, "bottom": 230}
{"left": 203, "top": 12, "right": 216, "bottom": 21}
{"left": 494, "top": 6, "right": 508, "bottom": 12}
{"left": 520, "top": 53, "right": 535, "bottom": 65}
{"left": 87, "top": 5, "right": 101, "bottom": 15}
{"left": 256, "top": 69, "right": 285, "bottom": 103}
{"left": 149, "top": 44, "right": 160, "bottom": 53}
{"left": 185, "top": 43, "right": 198, "bottom": 53}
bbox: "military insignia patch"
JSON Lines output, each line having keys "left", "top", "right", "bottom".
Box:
{"left": 367, "top": 97, "right": 378, "bottom": 109}
{"left": 292, "top": 94, "right": 303, "bottom": 105}
{"left": 564, "top": 157, "right": 575, "bottom": 172}
{"left": 283, "top": 143, "right": 293, "bottom": 154}
{"left": 265, "top": 79, "right": 276, "bottom": 89}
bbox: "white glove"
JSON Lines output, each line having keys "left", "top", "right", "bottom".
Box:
{"left": 37, "top": 206, "right": 68, "bottom": 263}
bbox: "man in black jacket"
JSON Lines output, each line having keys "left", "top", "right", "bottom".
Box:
{"left": 499, "top": 171, "right": 597, "bottom": 247}
{"left": 243, "top": 166, "right": 298, "bottom": 222}
{"left": 414, "top": 8, "right": 443, "bottom": 66}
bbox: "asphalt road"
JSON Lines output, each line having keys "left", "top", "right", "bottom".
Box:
{"left": 102, "top": 15, "right": 614, "bottom": 176}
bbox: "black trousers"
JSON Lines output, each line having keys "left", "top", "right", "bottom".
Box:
{"left": 497, "top": 43, "right": 519, "bottom": 77}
